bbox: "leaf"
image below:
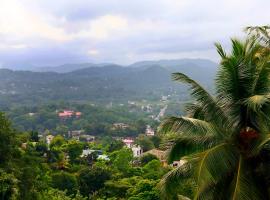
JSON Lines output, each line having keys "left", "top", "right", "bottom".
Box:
{"left": 172, "top": 72, "right": 229, "bottom": 130}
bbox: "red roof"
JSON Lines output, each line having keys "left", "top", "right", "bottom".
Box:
{"left": 58, "top": 110, "right": 82, "bottom": 118}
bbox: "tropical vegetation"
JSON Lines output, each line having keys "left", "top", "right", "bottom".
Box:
{"left": 159, "top": 26, "right": 270, "bottom": 199}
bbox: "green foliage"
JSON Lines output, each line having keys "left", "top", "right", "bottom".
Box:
{"left": 0, "top": 169, "right": 19, "bottom": 200}
{"left": 0, "top": 113, "right": 17, "bottom": 165}
{"left": 136, "top": 135, "right": 155, "bottom": 152}
{"left": 50, "top": 135, "right": 66, "bottom": 148}
{"left": 111, "top": 148, "right": 133, "bottom": 173}
{"left": 65, "top": 140, "right": 83, "bottom": 163}
{"left": 142, "top": 160, "right": 167, "bottom": 179}
{"left": 30, "top": 131, "right": 39, "bottom": 142}
{"left": 159, "top": 34, "right": 270, "bottom": 199}
{"left": 78, "top": 166, "right": 111, "bottom": 197}
{"left": 128, "top": 179, "right": 160, "bottom": 200}
{"left": 51, "top": 172, "right": 78, "bottom": 195}
{"left": 140, "top": 154, "right": 158, "bottom": 166}
{"left": 39, "top": 188, "right": 86, "bottom": 200}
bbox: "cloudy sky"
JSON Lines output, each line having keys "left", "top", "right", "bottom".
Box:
{"left": 0, "top": 0, "right": 269, "bottom": 68}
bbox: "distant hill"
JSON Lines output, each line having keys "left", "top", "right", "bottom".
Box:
{"left": 0, "top": 59, "right": 217, "bottom": 107}
{"left": 33, "top": 63, "right": 114, "bottom": 73}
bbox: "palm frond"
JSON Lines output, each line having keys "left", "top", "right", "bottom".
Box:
{"left": 184, "top": 103, "right": 205, "bottom": 119}
{"left": 158, "top": 162, "right": 193, "bottom": 200}
{"left": 229, "top": 156, "right": 263, "bottom": 200}
{"left": 251, "top": 59, "right": 270, "bottom": 95}
{"left": 159, "top": 116, "right": 223, "bottom": 138}
{"left": 192, "top": 143, "right": 239, "bottom": 199}
{"left": 215, "top": 43, "right": 227, "bottom": 58}
{"left": 244, "top": 95, "right": 270, "bottom": 112}
{"left": 164, "top": 134, "right": 218, "bottom": 163}
{"left": 172, "top": 73, "right": 230, "bottom": 131}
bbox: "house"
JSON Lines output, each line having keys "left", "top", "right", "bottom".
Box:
{"left": 122, "top": 138, "right": 134, "bottom": 148}
{"left": 68, "top": 130, "right": 84, "bottom": 138}
{"left": 145, "top": 125, "right": 155, "bottom": 136}
{"left": 58, "top": 110, "right": 82, "bottom": 119}
{"left": 79, "top": 135, "right": 95, "bottom": 142}
{"left": 58, "top": 110, "right": 73, "bottom": 118}
{"left": 46, "top": 135, "right": 54, "bottom": 145}
{"left": 122, "top": 138, "right": 143, "bottom": 157}
{"left": 75, "top": 112, "right": 82, "bottom": 118}
{"left": 141, "top": 105, "right": 152, "bottom": 112}
{"left": 97, "top": 155, "right": 110, "bottom": 161}
{"left": 28, "top": 112, "right": 36, "bottom": 116}
{"left": 113, "top": 123, "right": 129, "bottom": 129}
{"left": 132, "top": 145, "right": 143, "bottom": 157}
{"left": 161, "top": 95, "right": 168, "bottom": 101}
{"left": 80, "top": 149, "right": 109, "bottom": 161}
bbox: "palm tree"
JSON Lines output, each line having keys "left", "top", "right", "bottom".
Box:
{"left": 159, "top": 36, "right": 270, "bottom": 199}
{"left": 245, "top": 26, "right": 270, "bottom": 47}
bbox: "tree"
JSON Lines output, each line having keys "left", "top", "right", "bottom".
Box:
{"left": 0, "top": 113, "right": 17, "bottom": 165}
{"left": 50, "top": 135, "right": 65, "bottom": 148}
{"left": 0, "top": 169, "right": 19, "bottom": 200}
{"left": 136, "top": 135, "right": 154, "bottom": 152}
{"left": 39, "top": 188, "right": 86, "bottom": 200}
{"left": 159, "top": 36, "right": 270, "bottom": 199}
{"left": 30, "top": 131, "right": 39, "bottom": 142}
{"left": 78, "top": 166, "right": 111, "bottom": 197}
{"left": 111, "top": 148, "right": 133, "bottom": 173}
{"left": 65, "top": 140, "right": 83, "bottom": 163}
{"left": 51, "top": 172, "right": 78, "bottom": 195}
{"left": 140, "top": 154, "right": 158, "bottom": 166}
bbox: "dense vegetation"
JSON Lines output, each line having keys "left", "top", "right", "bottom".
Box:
{"left": 0, "top": 59, "right": 216, "bottom": 107}
{"left": 159, "top": 26, "right": 270, "bottom": 199}
{"left": 1, "top": 26, "right": 270, "bottom": 200}
{"left": 0, "top": 112, "right": 176, "bottom": 199}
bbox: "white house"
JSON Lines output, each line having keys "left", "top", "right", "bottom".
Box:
{"left": 145, "top": 125, "right": 155, "bottom": 136}
{"left": 46, "top": 135, "right": 54, "bottom": 145}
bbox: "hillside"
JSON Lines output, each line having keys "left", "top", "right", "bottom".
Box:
{"left": 0, "top": 59, "right": 217, "bottom": 107}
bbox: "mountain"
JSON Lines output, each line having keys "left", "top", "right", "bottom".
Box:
{"left": 32, "top": 63, "right": 114, "bottom": 73}
{"left": 0, "top": 59, "right": 218, "bottom": 107}
{"left": 129, "top": 58, "right": 217, "bottom": 68}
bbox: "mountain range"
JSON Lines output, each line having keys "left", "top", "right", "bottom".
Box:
{"left": 0, "top": 59, "right": 218, "bottom": 107}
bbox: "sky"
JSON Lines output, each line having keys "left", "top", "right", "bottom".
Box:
{"left": 0, "top": 0, "right": 269, "bottom": 68}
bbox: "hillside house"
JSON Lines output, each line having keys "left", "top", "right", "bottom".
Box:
{"left": 46, "top": 135, "right": 54, "bottom": 145}
{"left": 145, "top": 125, "right": 155, "bottom": 136}
{"left": 58, "top": 110, "right": 82, "bottom": 119}
{"left": 132, "top": 145, "right": 143, "bottom": 157}
{"left": 122, "top": 138, "right": 134, "bottom": 148}
{"left": 122, "top": 138, "right": 143, "bottom": 157}
{"left": 113, "top": 123, "right": 129, "bottom": 129}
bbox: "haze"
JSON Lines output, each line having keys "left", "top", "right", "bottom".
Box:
{"left": 0, "top": 0, "right": 269, "bottom": 68}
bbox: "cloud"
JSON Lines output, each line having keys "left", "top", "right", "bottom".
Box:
{"left": 0, "top": 0, "right": 270, "bottom": 67}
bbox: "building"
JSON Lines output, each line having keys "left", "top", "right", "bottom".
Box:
{"left": 79, "top": 135, "right": 95, "bottom": 142}
{"left": 145, "top": 125, "right": 155, "bottom": 136}
{"left": 80, "top": 149, "right": 109, "bottom": 161}
{"left": 122, "top": 138, "right": 134, "bottom": 148}
{"left": 132, "top": 145, "right": 143, "bottom": 157}
{"left": 46, "top": 135, "right": 54, "bottom": 145}
{"left": 122, "top": 138, "right": 143, "bottom": 157}
{"left": 141, "top": 105, "right": 153, "bottom": 112}
{"left": 58, "top": 110, "right": 82, "bottom": 119}
{"left": 28, "top": 112, "right": 36, "bottom": 116}
{"left": 68, "top": 130, "right": 84, "bottom": 138}
{"left": 113, "top": 123, "right": 129, "bottom": 129}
